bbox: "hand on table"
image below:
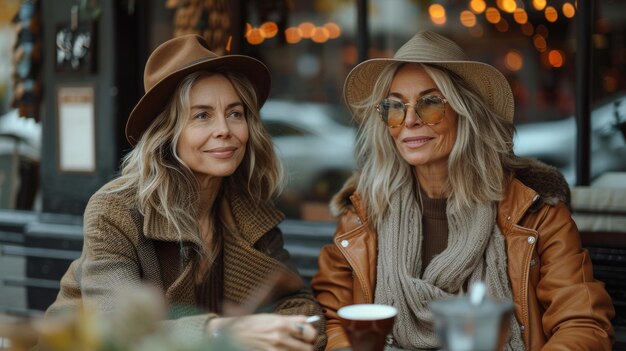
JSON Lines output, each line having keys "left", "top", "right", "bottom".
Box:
{"left": 208, "top": 313, "right": 318, "bottom": 351}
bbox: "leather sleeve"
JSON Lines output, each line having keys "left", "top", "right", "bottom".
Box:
{"left": 533, "top": 202, "right": 615, "bottom": 350}
{"left": 311, "top": 213, "right": 357, "bottom": 351}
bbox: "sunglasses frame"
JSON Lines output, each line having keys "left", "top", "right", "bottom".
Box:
{"left": 376, "top": 95, "right": 448, "bottom": 128}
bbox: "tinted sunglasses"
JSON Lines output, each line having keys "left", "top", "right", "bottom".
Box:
{"left": 376, "top": 95, "right": 448, "bottom": 128}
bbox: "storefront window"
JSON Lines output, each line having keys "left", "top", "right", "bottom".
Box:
{"left": 238, "top": 0, "right": 626, "bottom": 216}
{"left": 368, "top": 0, "right": 626, "bottom": 185}
{"left": 242, "top": 0, "right": 357, "bottom": 220}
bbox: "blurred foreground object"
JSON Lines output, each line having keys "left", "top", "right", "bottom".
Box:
{"left": 3, "top": 284, "right": 244, "bottom": 351}
{"left": 429, "top": 282, "right": 513, "bottom": 351}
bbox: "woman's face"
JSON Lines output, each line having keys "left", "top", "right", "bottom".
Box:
{"left": 386, "top": 64, "right": 458, "bottom": 170}
{"left": 177, "top": 74, "right": 249, "bottom": 183}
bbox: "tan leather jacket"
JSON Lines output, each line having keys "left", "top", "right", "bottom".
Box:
{"left": 312, "top": 172, "right": 614, "bottom": 350}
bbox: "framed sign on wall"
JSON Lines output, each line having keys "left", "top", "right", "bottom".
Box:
{"left": 56, "top": 84, "right": 97, "bottom": 173}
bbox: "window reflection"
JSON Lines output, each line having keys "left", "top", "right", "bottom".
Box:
{"left": 243, "top": 1, "right": 357, "bottom": 220}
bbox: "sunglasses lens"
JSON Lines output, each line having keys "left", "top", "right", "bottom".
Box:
{"left": 417, "top": 96, "right": 445, "bottom": 124}
{"left": 379, "top": 100, "right": 405, "bottom": 126}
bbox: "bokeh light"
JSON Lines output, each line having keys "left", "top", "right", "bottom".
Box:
{"left": 545, "top": 6, "right": 558, "bottom": 22}
{"left": 246, "top": 28, "right": 264, "bottom": 45}
{"left": 285, "top": 27, "right": 302, "bottom": 44}
{"left": 536, "top": 24, "right": 549, "bottom": 38}
{"left": 548, "top": 50, "right": 564, "bottom": 67}
{"left": 505, "top": 50, "right": 523, "bottom": 71}
{"left": 311, "top": 26, "right": 330, "bottom": 43}
{"left": 498, "top": 0, "right": 517, "bottom": 13}
{"left": 260, "top": 22, "right": 278, "bottom": 38}
{"left": 324, "top": 22, "right": 341, "bottom": 39}
{"left": 603, "top": 73, "right": 618, "bottom": 92}
{"left": 298, "top": 22, "right": 315, "bottom": 39}
{"left": 513, "top": 8, "right": 528, "bottom": 24}
{"left": 460, "top": 10, "right": 477, "bottom": 27}
{"left": 521, "top": 22, "right": 534, "bottom": 36}
{"left": 562, "top": 3, "right": 576, "bottom": 18}
{"left": 429, "top": 4, "right": 447, "bottom": 25}
{"left": 533, "top": 34, "right": 547, "bottom": 52}
{"left": 495, "top": 18, "right": 509, "bottom": 32}
{"left": 485, "top": 7, "right": 501, "bottom": 24}
{"left": 470, "top": 0, "right": 487, "bottom": 14}
{"left": 533, "top": 0, "right": 547, "bottom": 11}
{"left": 469, "top": 24, "right": 484, "bottom": 37}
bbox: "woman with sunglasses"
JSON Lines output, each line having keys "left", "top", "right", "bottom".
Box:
{"left": 312, "top": 31, "right": 614, "bottom": 350}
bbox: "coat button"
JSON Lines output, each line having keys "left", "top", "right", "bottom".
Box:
{"left": 506, "top": 215, "right": 511, "bottom": 221}
{"left": 355, "top": 218, "right": 362, "bottom": 225}
{"left": 520, "top": 325, "right": 525, "bottom": 332}
{"left": 341, "top": 240, "right": 349, "bottom": 247}
{"left": 527, "top": 236, "right": 536, "bottom": 244}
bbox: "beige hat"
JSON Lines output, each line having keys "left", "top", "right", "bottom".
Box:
{"left": 125, "top": 34, "right": 271, "bottom": 145}
{"left": 344, "top": 31, "right": 514, "bottom": 122}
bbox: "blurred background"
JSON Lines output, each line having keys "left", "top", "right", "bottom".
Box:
{"left": 1, "top": 0, "right": 625, "bottom": 220}
{"left": 0, "top": 0, "right": 625, "bottom": 335}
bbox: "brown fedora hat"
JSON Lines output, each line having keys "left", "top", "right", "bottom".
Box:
{"left": 125, "top": 34, "right": 271, "bottom": 145}
{"left": 344, "top": 31, "right": 514, "bottom": 123}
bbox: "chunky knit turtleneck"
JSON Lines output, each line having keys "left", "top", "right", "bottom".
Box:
{"left": 420, "top": 190, "right": 448, "bottom": 274}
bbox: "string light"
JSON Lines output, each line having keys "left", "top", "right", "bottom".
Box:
{"left": 548, "top": 50, "right": 564, "bottom": 67}
{"left": 505, "top": 50, "right": 523, "bottom": 71}
{"left": 429, "top": 4, "right": 447, "bottom": 25}
{"left": 497, "top": 0, "right": 517, "bottom": 13}
{"left": 260, "top": 22, "right": 278, "bottom": 38}
{"left": 521, "top": 22, "right": 534, "bottom": 36}
{"left": 298, "top": 22, "right": 315, "bottom": 39}
{"left": 545, "top": 6, "right": 558, "bottom": 22}
{"left": 460, "top": 10, "right": 477, "bottom": 27}
{"left": 246, "top": 28, "right": 264, "bottom": 45}
{"left": 513, "top": 8, "right": 528, "bottom": 24}
{"left": 533, "top": 0, "right": 547, "bottom": 11}
{"left": 533, "top": 34, "right": 547, "bottom": 52}
{"left": 285, "top": 27, "right": 302, "bottom": 44}
{"left": 562, "top": 3, "right": 576, "bottom": 18}
{"left": 495, "top": 18, "right": 509, "bottom": 32}
{"left": 311, "top": 26, "right": 330, "bottom": 43}
{"left": 485, "top": 7, "right": 501, "bottom": 24}
{"left": 324, "top": 22, "right": 341, "bottom": 39}
{"left": 470, "top": 0, "right": 487, "bottom": 14}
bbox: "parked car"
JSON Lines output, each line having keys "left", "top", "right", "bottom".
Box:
{"left": 260, "top": 100, "right": 356, "bottom": 217}
{"left": 514, "top": 94, "right": 626, "bottom": 185}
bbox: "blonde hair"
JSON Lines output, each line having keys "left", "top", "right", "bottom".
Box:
{"left": 353, "top": 62, "right": 521, "bottom": 223}
{"left": 109, "top": 70, "right": 283, "bottom": 241}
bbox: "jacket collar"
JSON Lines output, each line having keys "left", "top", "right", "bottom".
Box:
{"left": 142, "top": 190, "right": 284, "bottom": 246}
{"left": 331, "top": 158, "right": 570, "bottom": 221}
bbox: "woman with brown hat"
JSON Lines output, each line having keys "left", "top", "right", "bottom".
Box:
{"left": 44, "top": 34, "right": 324, "bottom": 351}
{"left": 312, "top": 31, "right": 614, "bottom": 350}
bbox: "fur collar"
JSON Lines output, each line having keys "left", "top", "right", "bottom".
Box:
{"left": 329, "top": 158, "right": 570, "bottom": 217}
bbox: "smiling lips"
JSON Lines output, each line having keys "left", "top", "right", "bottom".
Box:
{"left": 402, "top": 136, "right": 434, "bottom": 148}
{"left": 205, "top": 146, "right": 238, "bottom": 159}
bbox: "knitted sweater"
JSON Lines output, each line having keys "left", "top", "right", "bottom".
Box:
{"left": 45, "top": 180, "right": 325, "bottom": 346}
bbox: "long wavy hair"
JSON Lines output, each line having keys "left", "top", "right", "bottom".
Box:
{"left": 352, "top": 62, "right": 523, "bottom": 223}
{"left": 108, "top": 69, "right": 283, "bottom": 242}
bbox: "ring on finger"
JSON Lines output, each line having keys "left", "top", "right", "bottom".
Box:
{"left": 294, "top": 322, "right": 305, "bottom": 337}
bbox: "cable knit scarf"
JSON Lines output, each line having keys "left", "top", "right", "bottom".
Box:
{"left": 374, "top": 188, "right": 525, "bottom": 351}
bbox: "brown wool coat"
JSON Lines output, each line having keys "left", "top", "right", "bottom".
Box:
{"left": 312, "top": 161, "right": 615, "bottom": 351}
{"left": 45, "top": 180, "right": 325, "bottom": 347}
